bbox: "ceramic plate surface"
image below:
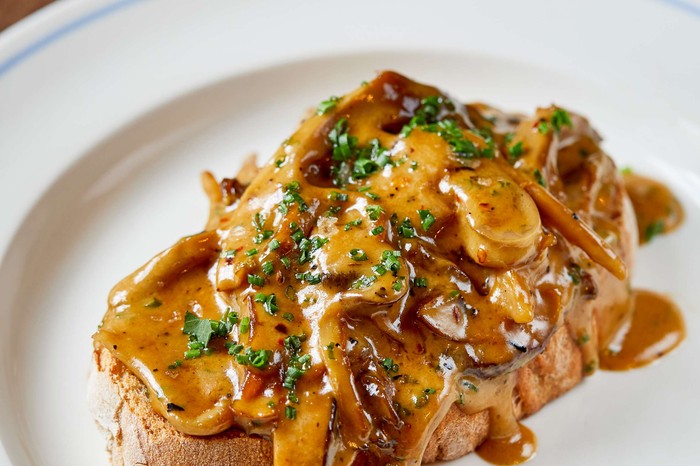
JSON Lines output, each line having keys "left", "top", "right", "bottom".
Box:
{"left": 1, "top": 1, "right": 699, "bottom": 465}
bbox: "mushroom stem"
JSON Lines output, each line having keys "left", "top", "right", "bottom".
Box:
{"left": 499, "top": 160, "right": 627, "bottom": 280}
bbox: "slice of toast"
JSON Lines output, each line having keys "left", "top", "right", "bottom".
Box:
{"left": 88, "top": 325, "right": 582, "bottom": 465}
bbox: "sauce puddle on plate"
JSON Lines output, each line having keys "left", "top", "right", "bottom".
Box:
{"left": 600, "top": 290, "right": 685, "bottom": 371}
{"left": 476, "top": 422, "right": 537, "bottom": 465}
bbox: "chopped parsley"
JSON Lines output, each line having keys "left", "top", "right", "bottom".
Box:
{"left": 399, "top": 98, "right": 492, "bottom": 159}
{"left": 370, "top": 225, "right": 385, "bottom": 236}
{"left": 248, "top": 274, "right": 264, "bottom": 287}
{"left": 255, "top": 292, "right": 279, "bottom": 315}
{"left": 344, "top": 219, "right": 362, "bottom": 231}
{"left": 226, "top": 342, "right": 243, "bottom": 355}
{"left": 349, "top": 248, "right": 368, "bottom": 261}
{"left": 283, "top": 354, "right": 311, "bottom": 389}
{"left": 351, "top": 275, "right": 377, "bottom": 289}
{"left": 375, "top": 250, "right": 401, "bottom": 276}
{"left": 167, "top": 360, "right": 182, "bottom": 370}
{"left": 236, "top": 347, "right": 271, "bottom": 369}
{"left": 329, "top": 191, "right": 348, "bottom": 202}
{"left": 239, "top": 316, "right": 250, "bottom": 334}
{"left": 284, "top": 333, "right": 306, "bottom": 354}
{"left": 413, "top": 277, "right": 428, "bottom": 288}
{"left": 317, "top": 95, "right": 340, "bottom": 115}
{"left": 578, "top": 333, "right": 591, "bottom": 346}
{"left": 568, "top": 263, "right": 582, "bottom": 285}
{"left": 325, "top": 342, "right": 336, "bottom": 360}
{"left": 533, "top": 169, "right": 546, "bottom": 187}
{"left": 285, "top": 405, "right": 297, "bottom": 420}
{"left": 644, "top": 220, "right": 665, "bottom": 242}
{"left": 328, "top": 118, "right": 357, "bottom": 162}
{"left": 381, "top": 358, "right": 399, "bottom": 374}
{"left": 424, "top": 119, "right": 481, "bottom": 158}
{"left": 508, "top": 141, "right": 524, "bottom": 161}
{"left": 366, "top": 204, "right": 384, "bottom": 220}
{"left": 551, "top": 108, "right": 573, "bottom": 133}
{"left": 400, "top": 95, "right": 454, "bottom": 137}
{"left": 418, "top": 209, "right": 435, "bottom": 231}
{"left": 296, "top": 272, "right": 322, "bottom": 285}
{"left": 181, "top": 309, "right": 239, "bottom": 359}
{"left": 253, "top": 230, "right": 274, "bottom": 244}
{"left": 279, "top": 181, "right": 308, "bottom": 214}
{"left": 144, "top": 297, "right": 162, "bottom": 308}
{"left": 298, "top": 236, "right": 329, "bottom": 265}
{"left": 398, "top": 218, "right": 415, "bottom": 238}
{"left": 253, "top": 212, "right": 266, "bottom": 231}
{"left": 327, "top": 120, "right": 392, "bottom": 186}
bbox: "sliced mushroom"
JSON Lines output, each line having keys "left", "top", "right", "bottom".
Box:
{"left": 417, "top": 295, "right": 474, "bottom": 342}
{"left": 444, "top": 162, "right": 542, "bottom": 268}
{"left": 488, "top": 269, "right": 534, "bottom": 324}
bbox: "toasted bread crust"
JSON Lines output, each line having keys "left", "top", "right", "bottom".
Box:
{"left": 89, "top": 326, "right": 582, "bottom": 465}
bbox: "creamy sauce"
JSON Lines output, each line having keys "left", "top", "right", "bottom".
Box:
{"left": 599, "top": 290, "right": 685, "bottom": 371}
{"left": 93, "top": 72, "right": 684, "bottom": 465}
{"left": 476, "top": 423, "right": 536, "bottom": 465}
{"left": 623, "top": 173, "right": 684, "bottom": 244}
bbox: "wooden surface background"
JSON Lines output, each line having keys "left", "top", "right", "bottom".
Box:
{"left": 1, "top": 0, "right": 54, "bottom": 32}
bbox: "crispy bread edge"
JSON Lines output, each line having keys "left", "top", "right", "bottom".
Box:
{"left": 88, "top": 326, "right": 582, "bottom": 465}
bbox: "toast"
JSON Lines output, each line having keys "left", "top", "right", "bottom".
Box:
{"left": 89, "top": 325, "right": 582, "bottom": 465}
{"left": 90, "top": 71, "right": 637, "bottom": 465}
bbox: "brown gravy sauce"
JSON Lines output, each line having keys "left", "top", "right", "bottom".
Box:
{"left": 599, "top": 290, "right": 685, "bottom": 371}
{"left": 476, "top": 423, "right": 537, "bottom": 465}
{"left": 623, "top": 172, "right": 684, "bottom": 244}
{"left": 94, "top": 73, "right": 688, "bottom": 466}
{"left": 595, "top": 174, "right": 686, "bottom": 373}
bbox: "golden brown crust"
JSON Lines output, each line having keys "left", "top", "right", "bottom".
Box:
{"left": 88, "top": 345, "right": 272, "bottom": 466}
{"left": 89, "top": 325, "right": 583, "bottom": 465}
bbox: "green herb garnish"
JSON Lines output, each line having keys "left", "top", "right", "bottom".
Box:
{"left": 418, "top": 209, "right": 435, "bottom": 231}
{"left": 366, "top": 205, "right": 384, "bottom": 220}
{"left": 381, "top": 358, "right": 399, "bottom": 373}
{"left": 317, "top": 95, "right": 340, "bottom": 115}
{"left": 533, "top": 169, "right": 546, "bottom": 187}
{"left": 370, "top": 225, "right": 385, "bottom": 236}
{"left": 248, "top": 274, "right": 264, "bottom": 287}
{"left": 551, "top": 108, "right": 573, "bottom": 133}
{"left": 145, "top": 297, "right": 162, "bottom": 308}
{"left": 349, "top": 248, "right": 368, "bottom": 261}
{"left": 285, "top": 405, "right": 297, "bottom": 420}
{"left": 398, "top": 218, "right": 415, "bottom": 238}
{"left": 644, "top": 220, "right": 665, "bottom": 242}
{"left": 413, "top": 277, "right": 428, "bottom": 288}
{"left": 344, "top": 219, "right": 362, "bottom": 231}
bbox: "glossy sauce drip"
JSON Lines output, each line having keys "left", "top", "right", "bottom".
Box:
{"left": 594, "top": 175, "right": 686, "bottom": 372}
{"left": 623, "top": 172, "right": 684, "bottom": 244}
{"left": 599, "top": 290, "right": 685, "bottom": 370}
{"left": 476, "top": 423, "right": 537, "bottom": 465}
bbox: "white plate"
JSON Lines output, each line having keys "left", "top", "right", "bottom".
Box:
{"left": 1, "top": 1, "right": 699, "bottom": 465}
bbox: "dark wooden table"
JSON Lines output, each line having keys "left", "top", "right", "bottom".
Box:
{"left": 1, "top": 0, "right": 54, "bottom": 32}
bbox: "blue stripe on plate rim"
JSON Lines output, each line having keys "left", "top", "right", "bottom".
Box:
{"left": 661, "top": 0, "right": 700, "bottom": 17}
{"left": 0, "top": 0, "right": 143, "bottom": 78}
{"left": 0, "top": 0, "right": 696, "bottom": 80}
